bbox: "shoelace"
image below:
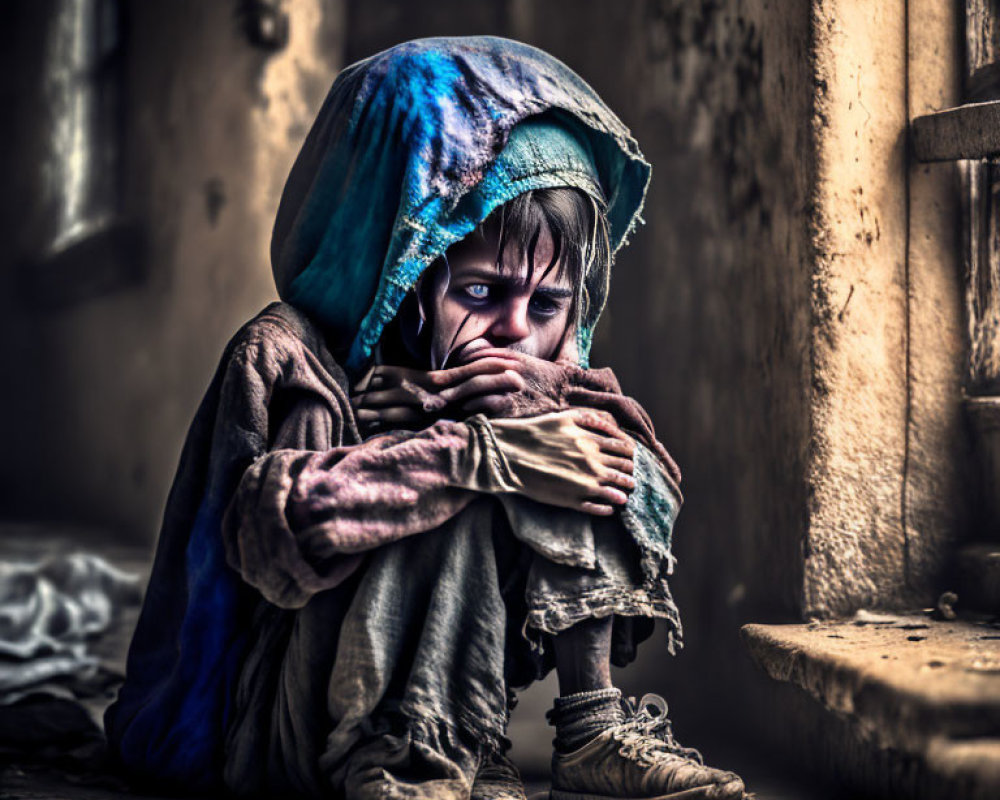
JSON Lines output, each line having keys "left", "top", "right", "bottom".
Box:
{"left": 612, "top": 693, "right": 705, "bottom": 768}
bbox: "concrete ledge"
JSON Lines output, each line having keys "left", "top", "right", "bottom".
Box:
{"left": 742, "top": 614, "right": 1000, "bottom": 799}
{"left": 912, "top": 100, "right": 1000, "bottom": 161}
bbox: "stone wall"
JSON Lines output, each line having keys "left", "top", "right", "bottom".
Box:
{"left": 804, "top": 0, "right": 968, "bottom": 619}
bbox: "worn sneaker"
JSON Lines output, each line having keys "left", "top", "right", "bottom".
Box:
{"left": 471, "top": 750, "right": 528, "bottom": 800}
{"left": 550, "top": 694, "right": 747, "bottom": 800}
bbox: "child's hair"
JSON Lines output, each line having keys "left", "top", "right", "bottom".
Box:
{"left": 481, "top": 187, "right": 610, "bottom": 307}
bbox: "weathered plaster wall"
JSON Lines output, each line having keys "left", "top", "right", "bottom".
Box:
{"left": 498, "top": 0, "right": 968, "bottom": 737}
{"left": 805, "top": 0, "right": 967, "bottom": 617}
{"left": 0, "top": 0, "right": 343, "bottom": 539}
{"left": 601, "top": 0, "right": 815, "bottom": 638}
{"left": 805, "top": 0, "right": 911, "bottom": 615}
{"left": 903, "top": 0, "right": 969, "bottom": 604}
{"left": 586, "top": 0, "right": 817, "bottom": 729}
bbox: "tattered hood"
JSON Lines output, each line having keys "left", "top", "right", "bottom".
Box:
{"left": 271, "top": 36, "right": 651, "bottom": 372}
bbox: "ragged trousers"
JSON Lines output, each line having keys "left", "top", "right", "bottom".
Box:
{"left": 222, "top": 490, "right": 679, "bottom": 799}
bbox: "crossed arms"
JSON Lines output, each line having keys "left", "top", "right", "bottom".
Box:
{"left": 221, "top": 337, "right": 678, "bottom": 609}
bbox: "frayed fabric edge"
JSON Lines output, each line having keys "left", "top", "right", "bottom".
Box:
{"left": 522, "top": 579, "right": 683, "bottom": 659}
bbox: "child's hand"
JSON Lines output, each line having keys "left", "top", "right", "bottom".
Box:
{"left": 351, "top": 355, "right": 526, "bottom": 433}
{"left": 488, "top": 408, "right": 636, "bottom": 516}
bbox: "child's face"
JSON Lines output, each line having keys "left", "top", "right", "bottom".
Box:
{"left": 426, "top": 221, "right": 575, "bottom": 368}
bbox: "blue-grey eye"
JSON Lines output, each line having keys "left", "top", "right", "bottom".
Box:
{"left": 465, "top": 284, "right": 490, "bottom": 299}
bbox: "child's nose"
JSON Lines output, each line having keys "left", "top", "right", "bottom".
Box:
{"left": 489, "top": 298, "right": 532, "bottom": 342}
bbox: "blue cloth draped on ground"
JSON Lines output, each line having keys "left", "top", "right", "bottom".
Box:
{"left": 104, "top": 36, "right": 678, "bottom": 793}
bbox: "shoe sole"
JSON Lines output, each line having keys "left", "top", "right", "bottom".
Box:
{"left": 551, "top": 786, "right": 734, "bottom": 800}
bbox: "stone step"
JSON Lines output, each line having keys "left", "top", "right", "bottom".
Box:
{"left": 742, "top": 613, "right": 1000, "bottom": 800}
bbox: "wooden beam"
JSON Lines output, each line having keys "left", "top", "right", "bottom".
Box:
{"left": 912, "top": 100, "right": 1000, "bottom": 161}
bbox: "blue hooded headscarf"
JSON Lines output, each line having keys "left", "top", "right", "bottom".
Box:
{"left": 270, "top": 35, "right": 651, "bottom": 371}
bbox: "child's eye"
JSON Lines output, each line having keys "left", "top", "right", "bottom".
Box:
{"left": 529, "top": 295, "right": 560, "bottom": 316}
{"left": 464, "top": 284, "right": 490, "bottom": 300}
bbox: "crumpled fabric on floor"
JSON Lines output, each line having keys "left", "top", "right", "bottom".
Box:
{"left": 0, "top": 552, "right": 142, "bottom": 704}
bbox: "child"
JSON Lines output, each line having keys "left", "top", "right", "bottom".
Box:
{"left": 106, "top": 36, "right": 748, "bottom": 800}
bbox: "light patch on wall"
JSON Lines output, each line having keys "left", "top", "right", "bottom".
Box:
{"left": 250, "top": 0, "right": 342, "bottom": 274}
{"left": 30, "top": 0, "right": 141, "bottom": 307}
{"left": 43, "top": 0, "right": 117, "bottom": 253}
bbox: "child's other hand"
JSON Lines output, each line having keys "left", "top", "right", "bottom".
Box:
{"left": 488, "top": 408, "right": 636, "bottom": 516}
